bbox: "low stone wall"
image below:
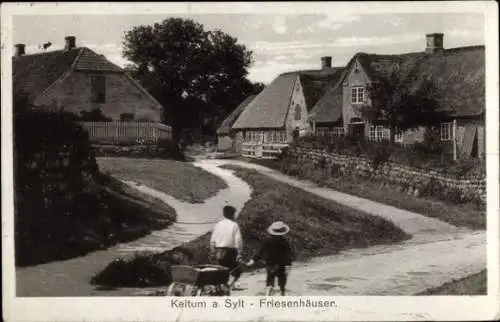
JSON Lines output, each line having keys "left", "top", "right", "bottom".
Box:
{"left": 287, "top": 147, "right": 486, "bottom": 204}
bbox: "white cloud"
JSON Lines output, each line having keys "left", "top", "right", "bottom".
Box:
{"left": 316, "top": 13, "right": 360, "bottom": 30}
{"left": 248, "top": 61, "right": 318, "bottom": 84}
{"left": 445, "top": 29, "right": 479, "bottom": 39}
{"left": 272, "top": 15, "right": 287, "bottom": 34}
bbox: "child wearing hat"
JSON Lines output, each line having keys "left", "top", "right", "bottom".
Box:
{"left": 246, "top": 221, "right": 293, "bottom": 296}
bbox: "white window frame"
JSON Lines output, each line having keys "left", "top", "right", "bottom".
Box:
{"left": 394, "top": 128, "right": 404, "bottom": 143}
{"left": 440, "top": 122, "right": 452, "bottom": 141}
{"left": 351, "top": 86, "right": 365, "bottom": 105}
{"left": 369, "top": 125, "right": 386, "bottom": 141}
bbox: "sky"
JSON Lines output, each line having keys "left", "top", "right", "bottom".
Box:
{"left": 11, "top": 5, "right": 485, "bottom": 84}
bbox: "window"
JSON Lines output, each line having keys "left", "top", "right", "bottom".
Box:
{"left": 90, "top": 75, "right": 106, "bottom": 103}
{"left": 440, "top": 122, "right": 452, "bottom": 141}
{"left": 331, "top": 127, "right": 345, "bottom": 137}
{"left": 120, "top": 113, "right": 135, "bottom": 121}
{"left": 294, "top": 104, "right": 301, "bottom": 121}
{"left": 394, "top": 128, "right": 404, "bottom": 143}
{"left": 351, "top": 86, "right": 365, "bottom": 104}
{"left": 369, "top": 125, "right": 386, "bottom": 141}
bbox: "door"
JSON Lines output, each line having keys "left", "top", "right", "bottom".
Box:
{"left": 349, "top": 123, "right": 365, "bottom": 140}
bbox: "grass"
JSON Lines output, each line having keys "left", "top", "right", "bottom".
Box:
{"left": 91, "top": 167, "right": 409, "bottom": 287}
{"left": 97, "top": 157, "right": 227, "bottom": 203}
{"left": 416, "top": 269, "right": 487, "bottom": 295}
{"left": 252, "top": 158, "right": 485, "bottom": 230}
{"left": 16, "top": 173, "right": 177, "bottom": 267}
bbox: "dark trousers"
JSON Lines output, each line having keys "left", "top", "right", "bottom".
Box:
{"left": 213, "top": 247, "right": 242, "bottom": 279}
{"left": 266, "top": 265, "right": 287, "bottom": 289}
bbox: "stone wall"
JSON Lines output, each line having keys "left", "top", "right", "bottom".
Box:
{"left": 287, "top": 147, "right": 486, "bottom": 204}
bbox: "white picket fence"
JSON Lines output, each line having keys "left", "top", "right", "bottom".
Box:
{"left": 241, "top": 142, "right": 289, "bottom": 159}
{"left": 80, "top": 121, "right": 172, "bottom": 145}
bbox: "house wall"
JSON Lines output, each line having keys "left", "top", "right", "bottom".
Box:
{"left": 457, "top": 117, "right": 485, "bottom": 157}
{"left": 217, "top": 134, "right": 233, "bottom": 151}
{"left": 234, "top": 132, "right": 244, "bottom": 153}
{"left": 285, "top": 75, "right": 310, "bottom": 142}
{"left": 342, "top": 58, "right": 370, "bottom": 134}
{"left": 36, "top": 70, "right": 162, "bottom": 121}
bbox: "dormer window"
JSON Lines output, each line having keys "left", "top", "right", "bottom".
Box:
{"left": 351, "top": 86, "right": 365, "bottom": 104}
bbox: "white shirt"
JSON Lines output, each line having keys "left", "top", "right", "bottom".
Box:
{"left": 210, "top": 218, "right": 243, "bottom": 251}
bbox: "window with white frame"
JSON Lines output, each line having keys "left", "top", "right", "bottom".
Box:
{"left": 278, "top": 131, "right": 287, "bottom": 143}
{"left": 394, "top": 128, "right": 404, "bottom": 143}
{"left": 440, "top": 122, "right": 452, "bottom": 141}
{"left": 369, "top": 125, "right": 386, "bottom": 141}
{"left": 351, "top": 86, "right": 365, "bottom": 104}
{"left": 331, "top": 127, "right": 345, "bottom": 137}
{"left": 316, "top": 127, "right": 328, "bottom": 136}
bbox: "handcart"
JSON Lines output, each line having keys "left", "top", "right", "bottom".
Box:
{"left": 166, "top": 264, "right": 232, "bottom": 296}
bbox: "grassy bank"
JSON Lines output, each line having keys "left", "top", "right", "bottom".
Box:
{"left": 91, "top": 167, "right": 409, "bottom": 287}
{"left": 416, "top": 269, "right": 487, "bottom": 295}
{"left": 252, "top": 158, "right": 485, "bottom": 230}
{"left": 16, "top": 174, "right": 176, "bottom": 267}
{"left": 97, "top": 157, "right": 227, "bottom": 203}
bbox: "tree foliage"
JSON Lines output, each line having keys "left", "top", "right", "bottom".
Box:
{"left": 122, "top": 18, "right": 264, "bottom": 140}
{"left": 358, "top": 71, "right": 448, "bottom": 142}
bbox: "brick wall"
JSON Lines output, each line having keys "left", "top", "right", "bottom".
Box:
{"left": 287, "top": 147, "right": 486, "bottom": 204}
{"left": 36, "top": 70, "right": 162, "bottom": 121}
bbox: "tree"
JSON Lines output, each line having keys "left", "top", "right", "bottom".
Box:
{"left": 122, "top": 18, "right": 263, "bottom": 141}
{"left": 358, "top": 71, "right": 447, "bottom": 143}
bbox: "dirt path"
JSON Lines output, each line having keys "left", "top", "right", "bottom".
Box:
{"left": 196, "top": 159, "right": 486, "bottom": 296}
{"left": 15, "top": 162, "right": 252, "bottom": 297}
{"left": 16, "top": 158, "right": 485, "bottom": 296}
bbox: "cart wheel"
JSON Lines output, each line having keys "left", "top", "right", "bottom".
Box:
{"left": 183, "top": 284, "right": 195, "bottom": 296}
{"left": 166, "top": 283, "right": 177, "bottom": 296}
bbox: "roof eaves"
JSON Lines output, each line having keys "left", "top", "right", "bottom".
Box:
{"left": 124, "top": 73, "right": 164, "bottom": 111}
{"left": 33, "top": 69, "right": 73, "bottom": 105}
{"left": 281, "top": 75, "right": 298, "bottom": 128}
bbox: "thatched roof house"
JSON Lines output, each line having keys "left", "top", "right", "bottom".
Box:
{"left": 310, "top": 33, "right": 485, "bottom": 158}
{"left": 232, "top": 65, "right": 343, "bottom": 130}
{"left": 311, "top": 44, "right": 484, "bottom": 125}
{"left": 217, "top": 95, "right": 256, "bottom": 136}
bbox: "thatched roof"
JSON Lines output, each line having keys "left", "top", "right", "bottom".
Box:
{"left": 310, "top": 45, "right": 485, "bottom": 123}
{"left": 216, "top": 95, "right": 255, "bottom": 135}
{"left": 232, "top": 68, "right": 342, "bottom": 129}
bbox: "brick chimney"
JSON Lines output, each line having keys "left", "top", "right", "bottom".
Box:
{"left": 321, "top": 56, "right": 332, "bottom": 69}
{"left": 14, "top": 44, "right": 26, "bottom": 57}
{"left": 65, "top": 36, "right": 76, "bottom": 50}
{"left": 425, "top": 33, "right": 444, "bottom": 54}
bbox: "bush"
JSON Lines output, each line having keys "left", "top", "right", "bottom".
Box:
{"left": 14, "top": 97, "right": 177, "bottom": 266}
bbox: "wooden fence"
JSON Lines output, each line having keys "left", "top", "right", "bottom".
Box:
{"left": 80, "top": 121, "right": 172, "bottom": 145}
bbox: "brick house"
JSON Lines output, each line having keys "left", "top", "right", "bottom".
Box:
{"left": 13, "top": 36, "right": 163, "bottom": 122}
{"left": 231, "top": 57, "right": 344, "bottom": 158}
{"left": 309, "top": 33, "right": 485, "bottom": 158}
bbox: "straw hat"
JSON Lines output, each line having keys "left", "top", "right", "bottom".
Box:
{"left": 267, "top": 221, "right": 290, "bottom": 236}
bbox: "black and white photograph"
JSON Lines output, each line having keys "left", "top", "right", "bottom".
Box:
{"left": 2, "top": 2, "right": 499, "bottom": 321}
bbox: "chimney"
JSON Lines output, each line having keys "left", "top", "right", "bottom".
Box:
{"left": 65, "top": 36, "right": 76, "bottom": 50}
{"left": 14, "top": 44, "right": 26, "bottom": 57}
{"left": 321, "top": 56, "right": 332, "bottom": 69}
{"left": 425, "top": 33, "right": 444, "bottom": 54}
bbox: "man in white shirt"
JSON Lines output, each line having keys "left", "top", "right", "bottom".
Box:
{"left": 210, "top": 205, "right": 243, "bottom": 289}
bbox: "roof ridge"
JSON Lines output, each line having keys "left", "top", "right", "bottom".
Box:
{"left": 14, "top": 47, "right": 81, "bottom": 58}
